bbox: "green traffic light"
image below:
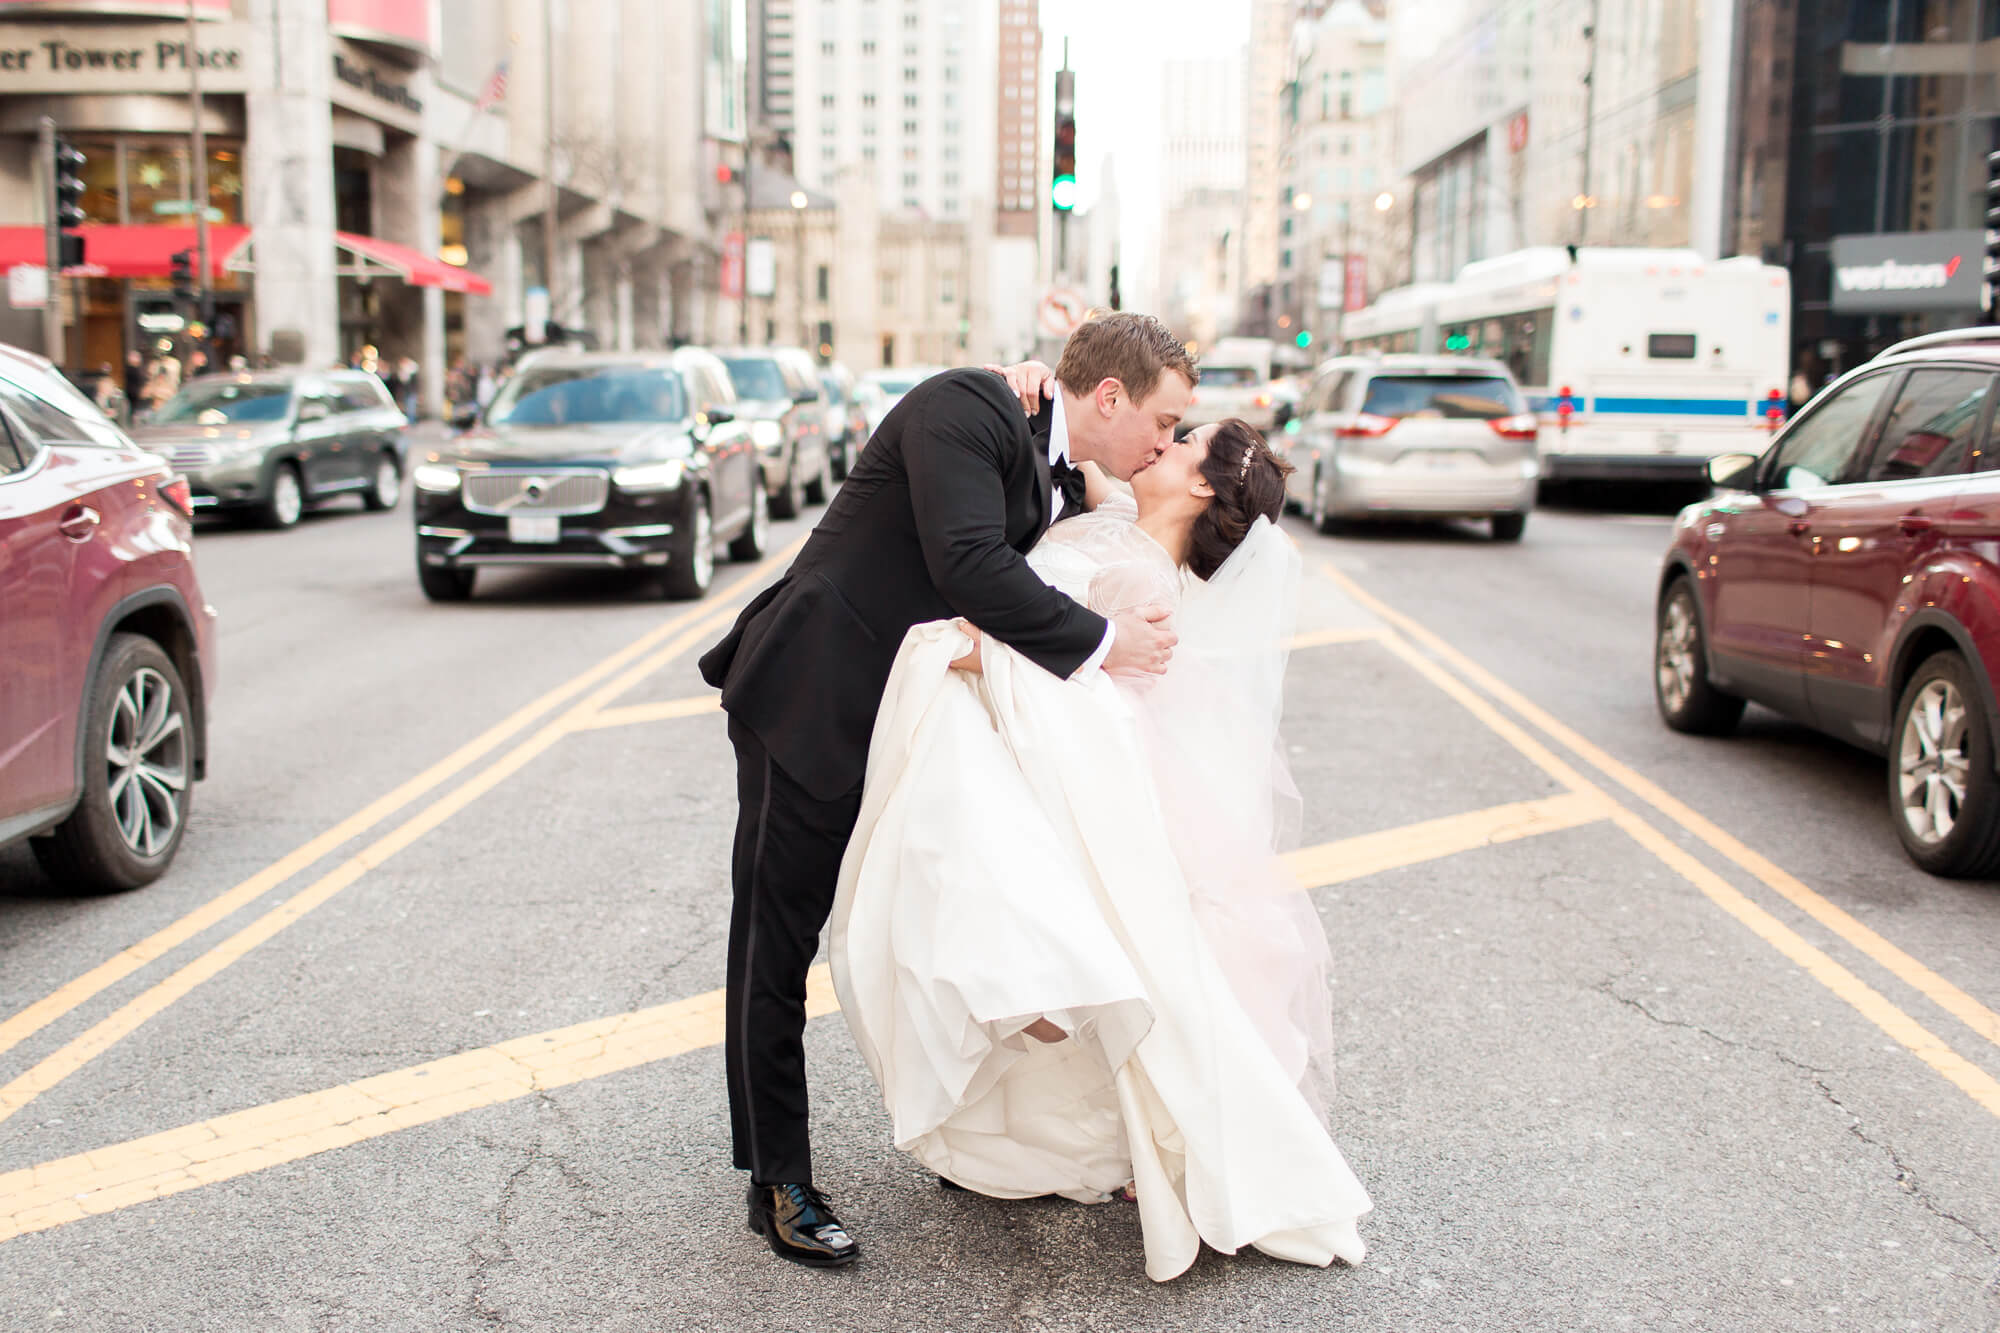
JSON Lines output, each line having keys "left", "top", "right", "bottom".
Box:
{"left": 1051, "top": 175, "right": 1078, "bottom": 211}
{"left": 1295, "top": 330, "right": 1312, "bottom": 349}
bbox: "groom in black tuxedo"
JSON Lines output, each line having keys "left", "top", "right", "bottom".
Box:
{"left": 698, "top": 312, "right": 1198, "bottom": 1267}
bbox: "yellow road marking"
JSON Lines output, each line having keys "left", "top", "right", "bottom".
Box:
{"left": 573, "top": 696, "right": 724, "bottom": 730}
{"left": 0, "top": 540, "right": 805, "bottom": 1068}
{"left": 0, "top": 548, "right": 804, "bottom": 1127}
{"left": 1325, "top": 562, "right": 2000, "bottom": 1117}
{"left": 1287, "top": 626, "right": 1390, "bottom": 651}
{"left": 0, "top": 790, "right": 1604, "bottom": 1242}
{"left": 1323, "top": 561, "right": 2000, "bottom": 1053}
{"left": 0, "top": 968, "right": 843, "bottom": 1244}
{"left": 1285, "top": 791, "right": 1609, "bottom": 888}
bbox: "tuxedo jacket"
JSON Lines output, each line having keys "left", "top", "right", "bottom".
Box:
{"left": 698, "top": 368, "right": 1104, "bottom": 802}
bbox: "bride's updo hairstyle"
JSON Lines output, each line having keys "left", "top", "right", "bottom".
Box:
{"left": 1187, "top": 418, "right": 1294, "bottom": 581}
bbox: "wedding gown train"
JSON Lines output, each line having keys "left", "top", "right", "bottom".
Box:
{"left": 829, "top": 499, "right": 1371, "bottom": 1281}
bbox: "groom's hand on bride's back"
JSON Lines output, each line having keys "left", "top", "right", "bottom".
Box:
{"left": 1103, "top": 605, "right": 1177, "bottom": 678}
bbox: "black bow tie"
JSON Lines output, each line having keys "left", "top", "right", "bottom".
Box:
{"left": 1049, "top": 454, "right": 1086, "bottom": 514}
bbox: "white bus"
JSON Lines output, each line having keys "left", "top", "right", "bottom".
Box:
{"left": 1342, "top": 247, "right": 1792, "bottom": 484}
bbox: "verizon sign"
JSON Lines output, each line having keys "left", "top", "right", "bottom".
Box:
{"left": 1830, "top": 230, "right": 1986, "bottom": 314}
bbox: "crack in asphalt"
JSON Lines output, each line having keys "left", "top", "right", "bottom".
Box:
{"left": 467, "top": 1130, "right": 536, "bottom": 1329}
{"left": 1595, "top": 980, "right": 1999, "bottom": 1258}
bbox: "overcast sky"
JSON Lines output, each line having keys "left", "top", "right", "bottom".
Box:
{"left": 1037, "top": 0, "right": 1254, "bottom": 314}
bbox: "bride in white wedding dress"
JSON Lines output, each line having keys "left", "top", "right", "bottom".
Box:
{"left": 829, "top": 416, "right": 1371, "bottom": 1282}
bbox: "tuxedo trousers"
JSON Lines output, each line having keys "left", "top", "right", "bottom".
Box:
{"left": 725, "top": 716, "right": 864, "bottom": 1186}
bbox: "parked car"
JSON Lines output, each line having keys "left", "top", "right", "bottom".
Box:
{"left": 413, "top": 348, "right": 765, "bottom": 602}
{"left": 858, "top": 366, "right": 942, "bottom": 437}
{"left": 0, "top": 342, "right": 215, "bottom": 890}
{"left": 819, "top": 362, "right": 870, "bottom": 480}
{"left": 131, "top": 369, "right": 407, "bottom": 528}
{"left": 1285, "top": 354, "right": 1541, "bottom": 541}
{"left": 1183, "top": 337, "right": 1281, "bottom": 434}
{"left": 717, "top": 347, "right": 833, "bottom": 519}
{"left": 1654, "top": 327, "right": 2000, "bottom": 877}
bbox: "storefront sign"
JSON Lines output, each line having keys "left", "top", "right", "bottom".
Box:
{"left": 0, "top": 22, "right": 247, "bottom": 91}
{"left": 332, "top": 50, "right": 421, "bottom": 115}
{"left": 326, "top": 0, "right": 429, "bottom": 53}
{"left": 1830, "top": 230, "right": 1986, "bottom": 314}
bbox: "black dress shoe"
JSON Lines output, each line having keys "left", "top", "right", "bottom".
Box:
{"left": 746, "top": 1182, "right": 860, "bottom": 1267}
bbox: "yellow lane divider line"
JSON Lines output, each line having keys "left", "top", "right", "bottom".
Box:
{"left": 0, "top": 540, "right": 802, "bottom": 1067}
{"left": 0, "top": 544, "right": 804, "bottom": 1128}
{"left": 0, "top": 793, "right": 1603, "bottom": 1244}
{"left": 1336, "top": 566, "right": 2000, "bottom": 1118}
{"left": 572, "top": 697, "right": 724, "bottom": 731}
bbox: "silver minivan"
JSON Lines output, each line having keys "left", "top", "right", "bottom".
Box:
{"left": 1286, "top": 354, "right": 1540, "bottom": 541}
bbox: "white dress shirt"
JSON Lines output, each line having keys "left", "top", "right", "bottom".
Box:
{"left": 1047, "top": 390, "right": 1118, "bottom": 676}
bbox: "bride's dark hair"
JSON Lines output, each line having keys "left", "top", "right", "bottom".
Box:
{"left": 1186, "top": 419, "right": 1293, "bottom": 580}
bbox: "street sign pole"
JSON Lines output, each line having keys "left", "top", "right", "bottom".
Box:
{"left": 38, "top": 116, "right": 60, "bottom": 364}
{"left": 186, "top": 0, "right": 211, "bottom": 345}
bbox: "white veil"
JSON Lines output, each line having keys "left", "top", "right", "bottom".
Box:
{"left": 1125, "top": 518, "right": 1340, "bottom": 1118}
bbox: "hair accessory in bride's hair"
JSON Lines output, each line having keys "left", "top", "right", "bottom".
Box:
{"left": 1238, "top": 445, "right": 1254, "bottom": 481}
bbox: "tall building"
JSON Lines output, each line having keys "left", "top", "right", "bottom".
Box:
{"left": 1729, "top": 0, "right": 2000, "bottom": 385}
{"left": 1278, "top": 0, "right": 1392, "bottom": 345}
{"left": 994, "top": 0, "right": 1040, "bottom": 240}
{"left": 1240, "top": 0, "right": 1292, "bottom": 331}
{"left": 1158, "top": 55, "right": 1248, "bottom": 344}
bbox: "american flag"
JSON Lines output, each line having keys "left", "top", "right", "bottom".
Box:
{"left": 475, "top": 60, "right": 509, "bottom": 111}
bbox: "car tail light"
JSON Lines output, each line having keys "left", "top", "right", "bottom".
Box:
{"left": 1489, "top": 414, "right": 1539, "bottom": 440}
{"left": 1336, "top": 413, "right": 1398, "bottom": 438}
{"left": 1255, "top": 393, "right": 1273, "bottom": 409}
{"left": 160, "top": 475, "right": 194, "bottom": 517}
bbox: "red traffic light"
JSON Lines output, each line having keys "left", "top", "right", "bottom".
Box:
{"left": 715, "top": 163, "right": 735, "bottom": 185}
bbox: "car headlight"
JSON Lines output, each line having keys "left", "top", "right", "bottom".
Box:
{"left": 751, "top": 420, "right": 783, "bottom": 449}
{"left": 413, "top": 463, "right": 462, "bottom": 492}
{"left": 613, "top": 459, "right": 686, "bottom": 492}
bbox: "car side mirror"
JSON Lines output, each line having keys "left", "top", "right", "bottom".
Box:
{"left": 794, "top": 391, "right": 819, "bottom": 406}
{"left": 1706, "top": 452, "right": 1759, "bottom": 491}
{"left": 706, "top": 408, "right": 735, "bottom": 426}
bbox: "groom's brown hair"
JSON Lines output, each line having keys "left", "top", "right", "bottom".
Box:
{"left": 1054, "top": 311, "right": 1198, "bottom": 404}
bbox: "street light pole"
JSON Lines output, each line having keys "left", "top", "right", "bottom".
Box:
{"left": 543, "top": 0, "right": 559, "bottom": 336}
{"left": 790, "top": 190, "right": 808, "bottom": 349}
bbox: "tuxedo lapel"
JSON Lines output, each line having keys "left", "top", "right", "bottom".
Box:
{"left": 1028, "top": 399, "right": 1055, "bottom": 539}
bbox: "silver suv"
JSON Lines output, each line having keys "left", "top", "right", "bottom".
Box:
{"left": 132, "top": 370, "right": 408, "bottom": 528}
{"left": 1286, "top": 354, "right": 1541, "bottom": 541}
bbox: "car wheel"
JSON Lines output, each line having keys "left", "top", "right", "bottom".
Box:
{"left": 661, "top": 489, "right": 715, "bottom": 600}
{"left": 770, "top": 454, "right": 803, "bottom": 519}
{"left": 1311, "top": 468, "right": 1342, "bottom": 536}
{"left": 1491, "top": 511, "right": 1529, "bottom": 542}
{"left": 31, "top": 634, "right": 193, "bottom": 892}
{"left": 804, "top": 448, "right": 833, "bottom": 505}
{"left": 362, "top": 451, "right": 402, "bottom": 511}
{"left": 418, "top": 558, "right": 476, "bottom": 602}
{"left": 1654, "top": 578, "right": 1745, "bottom": 736}
{"left": 1890, "top": 651, "right": 2000, "bottom": 877}
{"left": 261, "top": 462, "right": 304, "bottom": 529}
{"left": 728, "top": 480, "right": 770, "bottom": 562}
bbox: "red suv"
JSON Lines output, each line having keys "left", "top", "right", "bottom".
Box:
{"left": 0, "top": 343, "right": 215, "bottom": 890}
{"left": 1655, "top": 328, "right": 2000, "bottom": 877}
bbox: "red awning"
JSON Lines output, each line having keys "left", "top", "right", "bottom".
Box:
{"left": 0, "top": 225, "right": 249, "bottom": 280}
{"left": 0, "top": 225, "right": 490, "bottom": 296}
{"left": 333, "top": 231, "right": 492, "bottom": 295}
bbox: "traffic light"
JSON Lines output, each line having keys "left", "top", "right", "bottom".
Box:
{"left": 1295, "top": 330, "right": 1312, "bottom": 349}
{"left": 52, "top": 135, "right": 86, "bottom": 268}
{"left": 170, "top": 249, "right": 195, "bottom": 303}
{"left": 1987, "top": 148, "right": 2000, "bottom": 316}
{"left": 1052, "top": 69, "right": 1077, "bottom": 212}
{"left": 1108, "top": 263, "right": 1121, "bottom": 311}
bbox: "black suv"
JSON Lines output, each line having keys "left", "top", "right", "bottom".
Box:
{"left": 412, "top": 349, "right": 767, "bottom": 601}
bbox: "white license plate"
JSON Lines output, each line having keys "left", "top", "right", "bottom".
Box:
{"left": 509, "top": 513, "right": 562, "bottom": 544}
{"left": 1417, "top": 451, "right": 1472, "bottom": 469}
{"left": 1655, "top": 431, "right": 1681, "bottom": 453}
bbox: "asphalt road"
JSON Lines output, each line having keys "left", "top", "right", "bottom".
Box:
{"left": 1, "top": 472, "right": 1996, "bottom": 1332}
